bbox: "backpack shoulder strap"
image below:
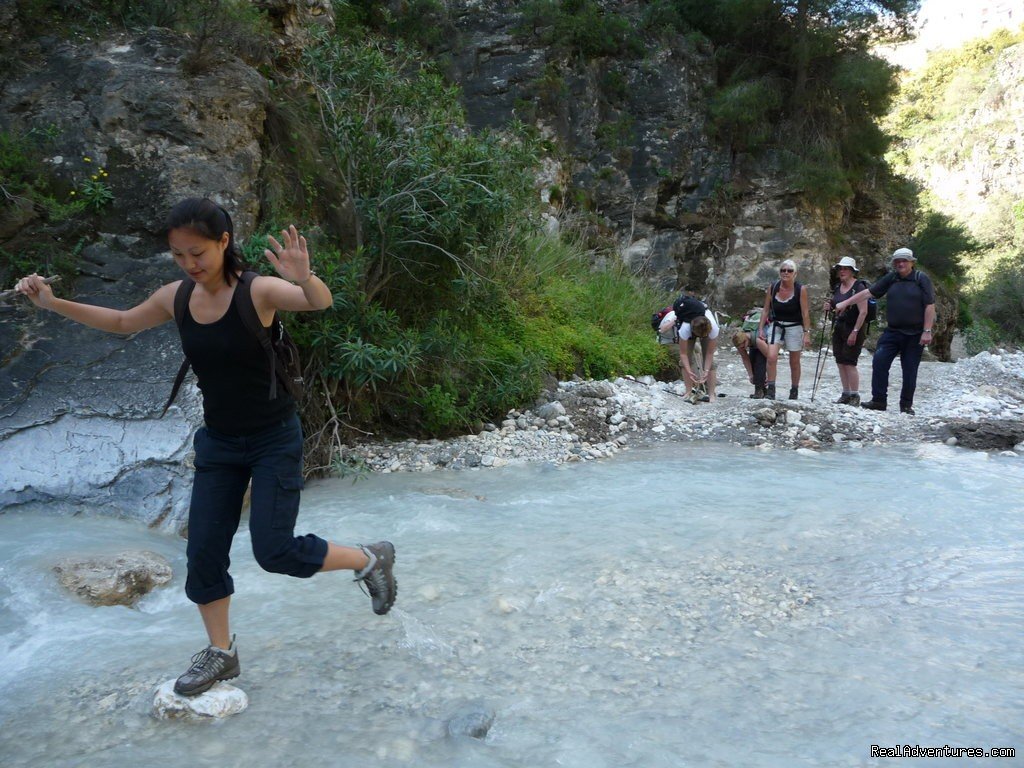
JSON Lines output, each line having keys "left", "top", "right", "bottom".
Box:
{"left": 172, "top": 278, "right": 196, "bottom": 328}
{"left": 161, "top": 279, "right": 198, "bottom": 417}
{"left": 235, "top": 271, "right": 279, "bottom": 400}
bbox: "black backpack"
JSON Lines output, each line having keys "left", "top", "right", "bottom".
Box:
{"left": 855, "top": 279, "right": 878, "bottom": 325}
{"left": 162, "top": 270, "right": 304, "bottom": 416}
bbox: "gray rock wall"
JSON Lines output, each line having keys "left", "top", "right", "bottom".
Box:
{"left": 0, "top": 31, "right": 269, "bottom": 531}
{"left": 446, "top": 2, "right": 913, "bottom": 313}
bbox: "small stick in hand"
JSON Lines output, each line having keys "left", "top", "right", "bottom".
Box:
{"left": 0, "top": 275, "right": 61, "bottom": 302}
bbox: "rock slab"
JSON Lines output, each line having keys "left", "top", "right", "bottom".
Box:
{"left": 152, "top": 679, "right": 248, "bottom": 720}
{"left": 54, "top": 550, "right": 172, "bottom": 607}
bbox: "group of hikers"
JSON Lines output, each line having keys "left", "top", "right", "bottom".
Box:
{"left": 657, "top": 248, "right": 937, "bottom": 415}
{"left": 11, "top": 195, "right": 937, "bottom": 697}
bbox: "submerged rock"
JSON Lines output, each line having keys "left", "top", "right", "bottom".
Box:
{"left": 152, "top": 680, "right": 248, "bottom": 720}
{"left": 53, "top": 550, "right": 172, "bottom": 607}
{"left": 446, "top": 702, "right": 496, "bottom": 739}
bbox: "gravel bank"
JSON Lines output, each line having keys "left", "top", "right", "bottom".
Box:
{"left": 341, "top": 349, "right": 1024, "bottom": 473}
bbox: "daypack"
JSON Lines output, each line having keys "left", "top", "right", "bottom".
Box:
{"left": 855, "top": 279, "right": 878, "bottom": 325}
{"left": 650, "top": 306, "right": 672, "bottom": 332}
{"left": 162, "top": 271, "right": 304, "bottom": 416}
{"left": 741, "top": 307, "right": 762, "bottom": 332}
{"left": 655, "top": 309, "right": 679, "bottom": 344}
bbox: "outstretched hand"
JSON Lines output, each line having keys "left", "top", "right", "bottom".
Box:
{"left": 265, "top": 225, "right": 312, "bottom": 284}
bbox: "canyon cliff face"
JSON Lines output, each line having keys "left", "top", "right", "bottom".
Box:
{"left": 446, "top": 1, "right": 915, "bottom": 317}
{"left": 0, "top": 30, "right": 270, "bottom": 529}
{"left": 897, "top": 42, "right": 1024, "bottom": 232}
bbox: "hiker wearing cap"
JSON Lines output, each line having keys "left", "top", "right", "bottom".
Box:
{"left": 824, "top": 256, "right": 869, "bottom": 406}
{"left": 757, "top": 259, "right": 812, "bottom": 400}
{"left": 672, "top": 293, "right": 719, "bottom": 401}
{"left": 13, "top": 198, "right": 397, "bottom": 698}
{"left": 732, "top": 329, "right": 769, "bottom": 398}
{"left": 834, "top": 247, "right": 936, "bottom": 415}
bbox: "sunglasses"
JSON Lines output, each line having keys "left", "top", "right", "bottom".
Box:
{"left": 779, "top": 268, "right": 795, "bottom": 273}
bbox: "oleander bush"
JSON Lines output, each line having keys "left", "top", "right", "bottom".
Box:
{"left": 247, "top": 34, "right": 672, "bottom": 470}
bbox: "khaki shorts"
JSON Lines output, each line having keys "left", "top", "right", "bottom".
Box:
{"left": 768, "top": 322, "right": 804, "bottom": 352}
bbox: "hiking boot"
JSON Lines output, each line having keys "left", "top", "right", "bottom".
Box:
{"left": 846, "top": 394, "right": 860, "bottom": 407}
{"left": 765, "top": 384, "right": 776, "bottom": 400}
{"left": 835, "top": 393, "right": 850, "bottom": 404}
{"left": 861, "top": 400, "right": 887, "bottom": 411}
{"left": 789, "top": 387, "right": 799, "bottom": 400}
{"left": 750, "top": 386, "right": 765, "bottom": 399}
{"left": 174, "top": 637, "right": 240, "bottom": 697}
{"left": 355, "top": 541, "right": 397, "bottom": 615}
{"left": 900, "top": 405, "right": 915, "bottom": 415}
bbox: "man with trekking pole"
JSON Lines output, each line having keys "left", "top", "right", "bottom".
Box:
{"left": 834, "top": 248, "right": 935, "bottom": 415}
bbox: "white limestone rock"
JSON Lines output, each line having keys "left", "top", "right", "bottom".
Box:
{"left": 152, "top": 679, "right": 248, "bottom": 719}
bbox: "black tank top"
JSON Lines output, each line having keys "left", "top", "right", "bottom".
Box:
{"left": 179, "top": 287, "right": 295, "bottom": 436}
{"left": 771, "top": 281, "right": 803, "bottom": 325}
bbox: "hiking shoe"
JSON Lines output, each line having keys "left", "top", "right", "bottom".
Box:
{"left": 835, "top": 393, "right": 850, "bottom": 404}
{"left": 861, "top": 400, "right": 887, "bottom": 411}
{"left": 765, "top": 384, "right": 776, "bottom": 400}
{"left": 900, "top": 405, "right": 915, "bottom": 415}
{"left": 174, "top": 637, "right": 240, "bottom": 697}
{"left": 789, "top": 387, "right": 799, "bottom": 400}
{"left": 355, "top": 541, "right": 397, "bottom": 615}
{"left": 700, "top": 394, "right": 710, "bottom": 402}
{"left": 750, "top": 386, "right": 765, "bottom": 399}
{"left": 847, "top": 394, "right": 860, "bottom": 407}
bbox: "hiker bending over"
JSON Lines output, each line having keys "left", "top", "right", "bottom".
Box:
{"left": 673, "top": 293, "right": 718, "bottom": 401}
{"left": 758, "top": 259, "right": 811, "bottom": 400}
{"left": 14, "top": 198, "right": 397, "bottom": 697}
{"left": 834, "top": 247, "right": 935, "bottom": 415}
{"left": 732, "top": 329, "right": 769, "bottom": 399}
{"left": 823, "top": 256, "right": 869, "bottom": 406}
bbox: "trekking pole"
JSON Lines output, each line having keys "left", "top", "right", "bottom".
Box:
{"left": 0, "top": 275, "right": 60, "bottom": 302}
{"left": 689, "top": 339, "right": 707, "bottom": 403}
{"left": 810, "top": 310, "right": 832, "bottom": 402}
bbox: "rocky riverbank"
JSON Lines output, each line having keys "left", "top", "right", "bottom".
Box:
{"left": 343, "top": 348, "right": 1024, "bottom": 474}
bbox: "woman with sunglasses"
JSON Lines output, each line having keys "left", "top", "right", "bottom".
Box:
{"left": 757, "top": 259, "right": 811, "bottom": 399}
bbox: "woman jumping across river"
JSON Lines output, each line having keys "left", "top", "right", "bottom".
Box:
{"left": 14, "top": 198, "right": 397, "bottom": 696}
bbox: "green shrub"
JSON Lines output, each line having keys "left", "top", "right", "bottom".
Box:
{"left": 971, "top": 253, "right": 1024, "bottom": 344}
{"left": 708, "top": 77, "right": 783, "bottom": 152}
{"left": 910, "top": 210, "right": 980, "bottom": 282}
{"left": 283, "top": 36, "right": 671, "bottom": 467}
{"left": 518, "top": 0, "right": 644, "bottom": 59}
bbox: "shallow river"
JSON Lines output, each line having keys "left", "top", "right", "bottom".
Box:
{"left": 1, "top": 443, "right": 1022, "bottom": 768}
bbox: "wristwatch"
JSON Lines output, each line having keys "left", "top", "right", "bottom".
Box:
{"left": 923, "top": 328, "right": 933, "bottom": 333}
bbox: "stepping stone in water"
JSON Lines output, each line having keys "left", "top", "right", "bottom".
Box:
{"left": 152, "top": 679, "right": 248, "bottom": 720}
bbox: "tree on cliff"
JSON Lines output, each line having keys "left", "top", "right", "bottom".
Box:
{"left": 786, "top": 0, "right": 919, "bottom": 110}
{"left": 672, "top": 0, "right": 918, "bottom": 207}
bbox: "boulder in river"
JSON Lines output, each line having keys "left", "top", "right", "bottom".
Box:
{"left": 53, "top": 550, "right": 172, "bottom": 607}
